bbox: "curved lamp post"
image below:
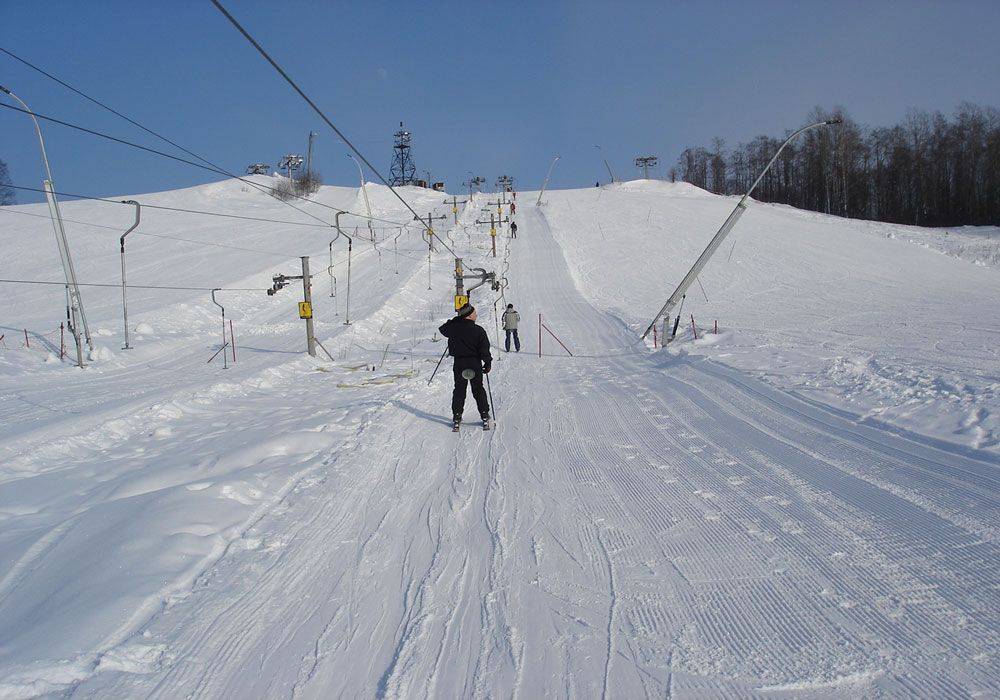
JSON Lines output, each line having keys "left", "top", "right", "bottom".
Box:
{"left": 536, "top": 155, "right": 560, "bottom": 206}
{"left": 594, "top": 145, "right": 615, "bottom": 183}
{"left": 347, "top": 154, "right": 375, "bottom": 240}
{"left": 1, "top": 85, "right": 92, "bottom": 365}
{"left": 642, "top": 119, "right": 842, "bottom": 340}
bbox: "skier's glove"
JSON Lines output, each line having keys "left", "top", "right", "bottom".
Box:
{"left": 483, "top": 364, "right": 492, "bottom": 374}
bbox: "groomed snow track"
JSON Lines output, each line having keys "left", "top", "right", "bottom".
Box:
{"left": 24, "top": 195, "right": 1000, "bottom": 698}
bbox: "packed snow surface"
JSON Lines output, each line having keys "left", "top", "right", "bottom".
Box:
{"left": 0, "top": 178, "right": 997, "bottom": 697}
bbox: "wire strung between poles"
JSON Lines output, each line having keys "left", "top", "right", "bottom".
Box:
{"left": 209, "top": 0, "right": 461, "bottom": 259}
{"left": 0, "top": 278, "right": 266, "bottom": 292}
{"left": 0, "top": 46, "right": 344, "bottom": 228}
{"left": 0, "top": 206, "right": 299, "bottom": 257}
{"left": 0, "top": 101, "right": 410, "bottom": 230}
{"left": 4, "top": 184, "right": 335, "bottom": 228}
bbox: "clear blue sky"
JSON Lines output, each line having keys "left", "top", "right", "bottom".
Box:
{"left": 2, "top": 1, "right": 999, "bottom": 204}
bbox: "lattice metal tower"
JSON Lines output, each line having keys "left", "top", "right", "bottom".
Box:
{"left": 389, "top": 122, "right": 416, "bottom": 186}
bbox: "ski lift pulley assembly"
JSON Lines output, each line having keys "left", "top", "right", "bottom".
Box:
{"left": 267, "top": 274, "right": 292, "bottom": 296}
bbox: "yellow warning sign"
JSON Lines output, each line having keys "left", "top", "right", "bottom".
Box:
{"left": 490, "top": 227, "right": 496, "bottom": 237}
{"left": 298, "top": 301, "right": 313, "bottom": 319}
{"left": 454, "top": 294, "right": 469, "bottom": 310}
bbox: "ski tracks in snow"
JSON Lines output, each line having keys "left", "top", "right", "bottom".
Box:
{"left": 68, "top": 197, "right": 1000, "bottom": 698}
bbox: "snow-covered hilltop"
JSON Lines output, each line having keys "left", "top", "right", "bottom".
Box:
{"left": 0, "top": 179, "right": 997, "bottom": 697}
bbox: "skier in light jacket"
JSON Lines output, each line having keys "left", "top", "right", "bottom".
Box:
{"left": 502, "top": 303, "right": 521, "bottom": 352}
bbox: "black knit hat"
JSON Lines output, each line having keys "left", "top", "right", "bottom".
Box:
{"left": 506, "top": 303, "right": 513, "bottom": 309}
{"left": 456, "top": 303, "right": 475, "bottom": 318}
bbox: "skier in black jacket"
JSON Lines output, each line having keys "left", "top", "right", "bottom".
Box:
{"left": 438, "top": 303, "right": 492, "bottom": 430}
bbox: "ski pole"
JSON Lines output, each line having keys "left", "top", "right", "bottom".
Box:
{"left": 427, "top": 345, "right": 449, "bottom": 385}
{"left": 485, "top": 370, "right": 497, "bottom": 412}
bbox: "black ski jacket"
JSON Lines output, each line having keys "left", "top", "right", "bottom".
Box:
{"left": 439, "top": 317, "right": 492, "bottom": 371}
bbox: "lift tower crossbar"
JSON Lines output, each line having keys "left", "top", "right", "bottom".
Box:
{"left": 414, "top": 211, "right": 448, "bottom": 289}
{"left": 474, "top": 212, "right": 509, "bottom": 258}
{"left": 445, "top": 195, "right": 468, "bottom": 224}
{"left": 635, "top": 155, "right": 658, "bottom": 179}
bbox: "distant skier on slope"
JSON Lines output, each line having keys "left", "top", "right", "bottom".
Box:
{"left": 510, "top": 201, "right": 516, "bottom": 215}
{"left": 439, "top": 303, "right": 493, "bottom": 431}
{"left": 502, "top": 303, "right": 521, "bottom": 352}
{"left": 510, "top": 221, "right": 518, "bottom": 238}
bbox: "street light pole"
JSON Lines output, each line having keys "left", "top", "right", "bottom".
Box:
{"left": 536, "top": 155, "right": 560, "bottom": 206}
{"left": 347, "top": 154, "right": 375, "bottom": 240}
{"left": 1, "top": 85, "right": 92, "bottom": 365}
{"left": 595, "top": 144, "right": 615, "bottom": 183}
{"left": 641, "top": 119, "right": 841, "bottom": 340}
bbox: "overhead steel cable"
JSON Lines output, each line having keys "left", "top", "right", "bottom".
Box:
{"left": 0, "top": 100, "right": 409, "bottom": 229}
{"left": 0, "top": 200, "right": 404, "bottom": 233}
{"left": 1, "top": 46, "right": 223, "bottom": 167}
{"left": 0, "top": 206, "right": 297, "bottom": 257}
{"left": 209, "top": 0, "right": 460, "bottom": 260}
{"left": 0, "top": 46, "right": 368, "bottom": 227}
{"left": 0, "top": 101, "right": 237, "bottom": 179}
{"left": 1, "top": 202, "right": 428, "bottom": 268}
{"left": 0, "top": 278, "right": 266, "bottom": 292}
{"left": 6, "top": 183, "right": 334, "bottom": 227}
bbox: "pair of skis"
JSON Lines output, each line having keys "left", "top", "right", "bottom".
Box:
{"left": 453, "top": 417, "right": 492, "bottom": 432}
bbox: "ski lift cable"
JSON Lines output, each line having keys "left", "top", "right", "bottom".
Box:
{"left": 0, "top": 101, "right": 321, "bottom": 227}
{"left": 0, "top": 45, "right": 333, "bottom": 224}
{"left": 0, "top": 278, "right": 266, "bottom": 292}
{"left": 2, "top": 196, "right": 427, "bottom": 265}
{"left": 6, "top": 183, "right": 332, "bottom": 227}
{"left": 0, "top": 206, "right": 296, "bottom": 257}
{"left": 0, "top": 99, "right": 409, "bottom": 229}
{"left": 209, "top": 0, "right": 460, "bottom": 260}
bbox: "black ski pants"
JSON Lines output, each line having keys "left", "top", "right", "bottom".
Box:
{"left": 505, "top": 329, "right": 520, "bottom": 352}
{"left": 452, "top": 365, "right": 490, "bottom": 419}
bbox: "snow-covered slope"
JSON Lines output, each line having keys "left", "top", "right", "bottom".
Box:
{"left": 0, "top": 179, "right": 997, "bottom": 697}
{"left": 541, "top": 179, "right": 1000, "bottom": 452}
{"left": 0, "top": 178, "right": 447, "bottom": 696}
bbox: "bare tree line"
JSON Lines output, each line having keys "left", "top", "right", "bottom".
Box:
{"left": 0, "top": 158, "right": 14, "bottom": 205}
{"left": 676, "top": 104, "right": 1000, "bottom": 227}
